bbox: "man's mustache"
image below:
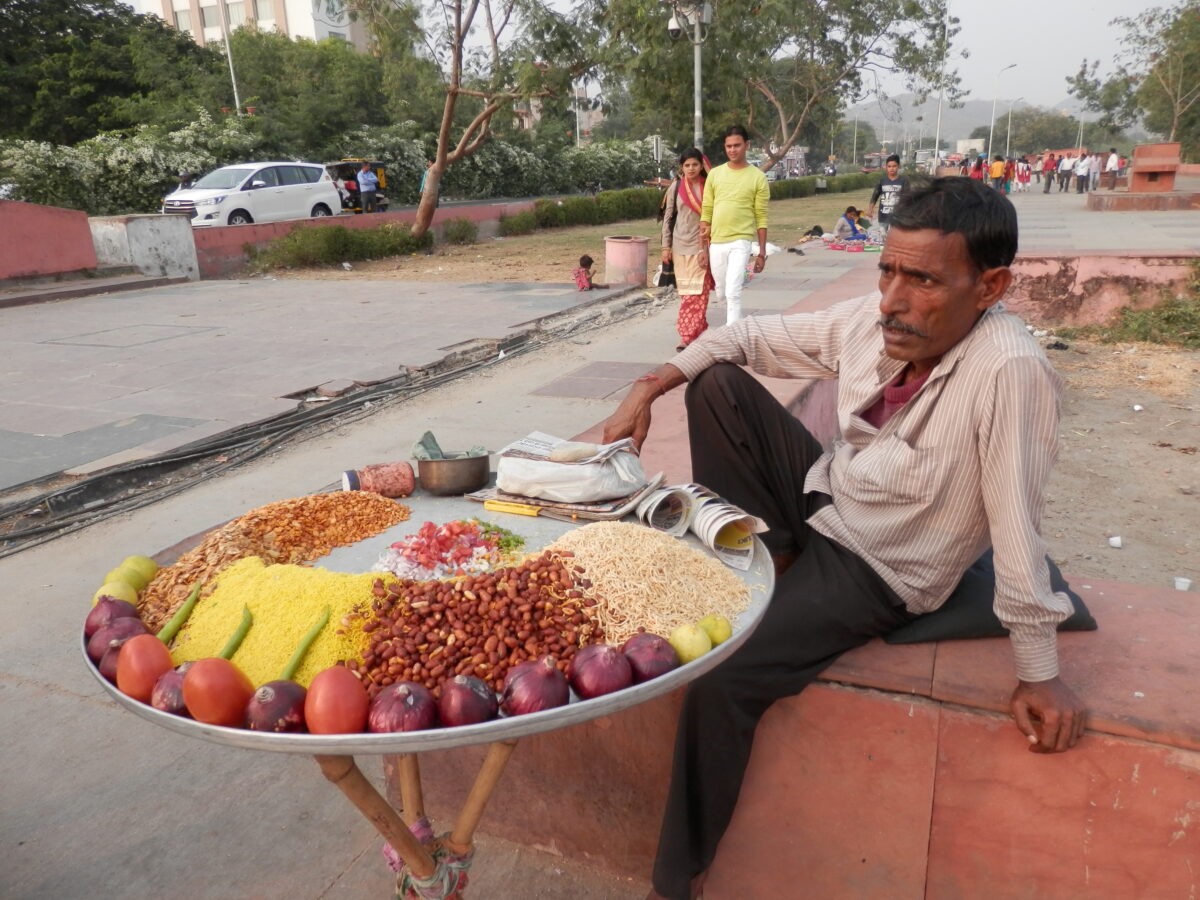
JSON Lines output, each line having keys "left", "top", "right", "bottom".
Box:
{"left": 878, "top": 316, "right": 928, "bottom": 338}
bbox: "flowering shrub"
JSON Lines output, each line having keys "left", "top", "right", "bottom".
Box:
{"left": 0, "top": 110, "right": 264, "bottom": 215}
{"left": 0, "top": 117, "right": 660, "bottom": 215}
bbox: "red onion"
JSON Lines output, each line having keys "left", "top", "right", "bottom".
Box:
{"left": 150, "top": 665, "right": 191, "bottom": 716}
{"left": 85, "top": 597, "right": 139, "bottom": 638}
{"left": 438, "top": 675, "right": 498, "bottom": 727}
{"left": 98, "top": 645, "right": 122, "bottom": 683}
{"left": 568, "top": 644, "right": 633, "bottom": 699}
{"left": 500, "top": 657, "right": 569, "bottom": 716}
{"left": 368, "top": 682, "right": 437, "bottom": 733}
{"left": 87, "top": 617, "right": 148, "bottom": 662}
{"left": 246, "top": 680, "right": 308, "bottom": 732}
{"left": 620, "top": 633, "right": 680, "bottom": 683}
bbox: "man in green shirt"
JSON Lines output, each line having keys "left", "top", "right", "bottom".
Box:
{"left": 699, "top": 125, "right": 770, "bottom": 325}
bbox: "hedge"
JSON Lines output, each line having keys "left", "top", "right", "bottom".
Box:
{"left": 251, "top": 222, "right": 431, "bottom": 268}
{"left": 769, "top": 172, "right": 877, "bottom": 200}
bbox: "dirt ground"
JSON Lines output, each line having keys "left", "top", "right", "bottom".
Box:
{"left": 279, "top": 249, "right": 1199, "bottom": 592}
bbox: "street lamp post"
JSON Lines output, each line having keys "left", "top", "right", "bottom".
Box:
{"left": 1005, "top": 97, "right": 1024, "bottom": 158}
{"left": 217, "top": 0, "right": 243, "bottom": 116}
{"left": 987, "top": 63, "right": 1017, "bottom": 160}
{"left": 931, "top": 6, "right": 949, "bottom": 174}
{"left": 665, "top": 1, "right": 712, "bottom": 151}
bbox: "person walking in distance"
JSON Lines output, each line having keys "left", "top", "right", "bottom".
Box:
{"left": 1058, "top": 154, "right": 1073, "bottom": 192}
{"left": 1088, "top": 152, "right": 1102, "bottom": 191}
{"left": 1105, "top": 148, "right": 1120, "bottom": 190}
{"left": 1075, "top": 153, "right": 1090, "bottom": 193}
{"left": 356, "top": 161, "right": 380, "bottom": 213}
{"left": 1043, "top": 154, "right": 1057, "bottom": 193}
{"left": 699, "top": 125, "right": 769, "bottom": 326}
{"left": 866, "top": 154, "right": 910, "bottom": 233}
{"left": 661, "top": 149, "right": 715, "bottom": 350}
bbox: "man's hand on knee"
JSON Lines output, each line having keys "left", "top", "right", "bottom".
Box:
{"left": 1010, "top": 676, "right": 1086, "bottom": 753}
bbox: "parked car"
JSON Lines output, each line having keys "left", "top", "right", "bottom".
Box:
{"left": 325, "top": 159, "right": 390, "bottom": 214}
{"left": 161, "top": 161, "right": 341, "bottom": 227}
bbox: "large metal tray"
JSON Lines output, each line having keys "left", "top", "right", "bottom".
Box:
{"left": 82, "top": 494, "right": 774, "bottom": 755}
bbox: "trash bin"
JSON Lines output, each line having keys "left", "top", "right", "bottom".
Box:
{"left": 604, "top": 235, "right": 649, "bottom": 287}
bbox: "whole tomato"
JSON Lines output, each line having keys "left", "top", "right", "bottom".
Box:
{"left": 305, "top": 665, "right": 369, "bottom": 734}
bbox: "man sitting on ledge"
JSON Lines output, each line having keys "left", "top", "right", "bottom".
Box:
{"left": 601, "top": 177, "right": 1088, "bottom": 900}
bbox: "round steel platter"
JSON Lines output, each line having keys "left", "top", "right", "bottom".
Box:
{"left": 82, "top": 493, "right": 774, "bottom": 755}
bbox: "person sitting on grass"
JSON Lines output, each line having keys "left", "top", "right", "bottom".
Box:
{"left": 833, "top": 206, "right": 868, "bottom": 241}
{"left": 573, "top": 254, "right": 608, "bottom": 291}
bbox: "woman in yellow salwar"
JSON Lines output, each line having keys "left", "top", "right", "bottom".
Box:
{"left": 660, "top": 148, "right": 715, "bottom": 351}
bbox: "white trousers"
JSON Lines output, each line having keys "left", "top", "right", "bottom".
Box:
{"left": 709, "top": 239, "right": 753, "bottom": 325}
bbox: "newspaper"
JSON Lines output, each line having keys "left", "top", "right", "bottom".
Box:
{"left": 634, "top": 484, "right": 768, "bottom": 571}
{"left": 498, "top": 432, "right": 638, "bottom": 465}
{"left": 467, "top": 473, "right": 665, "bottom": 522}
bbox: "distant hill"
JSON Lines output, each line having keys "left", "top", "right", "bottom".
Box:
{"left": 846, "top": 93, "right": 1087, "bottom": 146}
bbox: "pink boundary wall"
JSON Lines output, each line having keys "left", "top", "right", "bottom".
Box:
{"left": 191, "top": 202, "right": 535, "bottom": 278}
{"left": 0, "top": 200, "right": 97, "bottom": 279}
{"left": 1008, "top": 253, "right": 1195, "bottom": 326}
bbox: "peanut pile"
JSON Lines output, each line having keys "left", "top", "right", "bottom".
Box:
{"left": 349, "top": 550, "right": 602, "bottom": 696}
{"left": 139, "top": 492, "right": 411, "bottom": 631}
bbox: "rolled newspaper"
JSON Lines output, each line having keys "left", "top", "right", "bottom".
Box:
{"left": 635, "top": 483, "right": 767, "bottom": 570}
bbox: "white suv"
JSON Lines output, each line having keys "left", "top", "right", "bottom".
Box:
{"left": 162, "top": 161, "right": 342, "bottom": 227}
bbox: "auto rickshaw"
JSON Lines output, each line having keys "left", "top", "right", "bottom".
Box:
{"left": 324, "top": 159, "right": 389, "bottom": 213}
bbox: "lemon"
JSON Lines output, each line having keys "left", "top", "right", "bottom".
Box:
{"left": 697, "top": 614, "right": 733, "bottom": 646}
{"left": 105, "top": 565, "right": 149, "bottom": 592}
{"left": 668, "top": 623, "right": 713, "bottom": 664}
{"left": 121, "top": 555, "right": 158, "bottom": 582}
{"left": 92, "top": 581, "right": 138, "bottom": 606}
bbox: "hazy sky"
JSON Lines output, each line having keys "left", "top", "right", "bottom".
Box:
{"left": 933, "top": 0, "right": 1138, "bottom": 109}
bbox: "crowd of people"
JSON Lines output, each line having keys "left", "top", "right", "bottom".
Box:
{"left": 963, "top": 148, "right": 1126, "bottom": 194}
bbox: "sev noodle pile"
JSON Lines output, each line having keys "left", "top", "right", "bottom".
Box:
{"left": 169, "top": 557, "right": 381, "bottom": 688}
{"left": 546, "top": 521, "right": 751, "bottom": 646}
{"left": 139, "top": 492, "right": 410, "bottom": 631}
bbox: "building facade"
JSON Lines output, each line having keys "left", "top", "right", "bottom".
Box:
{"left": 126, "top": 0, "right": 369, "bottom": 51}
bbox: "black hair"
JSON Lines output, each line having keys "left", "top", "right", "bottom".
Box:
{"left": 844, "top": 205, "right": 858, "bottom": 214}
{"left": 886, "top": 154, "right": 900, "bottom": 165}
{"left": 679, "top": 147, "right": 705, "bottom": 166}
{"left": 888, "top": 177, "right": 1018, "bottom": 270}
{"left": 723, "top": 125, "right": 750, "bottom": 141}
{"left": 579, "top": 254, "right": 593, "bottom": 268}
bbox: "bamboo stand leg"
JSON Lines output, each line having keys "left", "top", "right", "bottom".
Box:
{"left": 315, "top": 754, "right": 436, "bottom": 879}
{"left": 443, "top": 739, "right": 519, "bottom": 856}
{"left": 398, "top": 754, "right": 426, "bottom": 825}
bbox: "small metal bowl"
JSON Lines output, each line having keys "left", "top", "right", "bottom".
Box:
{"left": 416, "top": 453, "right": 491, "bottom": 496}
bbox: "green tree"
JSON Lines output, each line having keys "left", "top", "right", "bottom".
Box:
{"left": 0, "top": 0, "right": 222, "bottom": 144}
{"left": 336, "top": 0, "right": 593, "bottom": 237}
{"left": 207, "top": 27, "right": 387, "bottom": 158}
{"left": 969, "top": 107, "right": 1127, "bottom": 157}
{"left": 831, "top": 118, "right": 880, "bottom": 167}
{"left": 1068, "top": 3, "right": 1200, "bottom": 160}
{"left": 598, "top": 0, "right": 964, "bottom": 171}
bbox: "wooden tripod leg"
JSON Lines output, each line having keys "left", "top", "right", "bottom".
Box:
{"left": 398, "top": 754, "right": 426, "bottom": 825}
{"left": 444, "top": 739, "right": 518, "bottom": 855}
{"left": 315, "top": 755, "right": 436, "bottom": 878}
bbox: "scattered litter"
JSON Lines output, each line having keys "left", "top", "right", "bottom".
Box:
{"left": 341, "top": 261, "right": 352, "bottom": 270}
{"left": 1132, "top": 404, "right": 1144, "bottom": 412}
{"left": 1033, "top": 329, "right": 1048, "bottom": 338}
{"left": 1046, "top": 340, "right": 1070, "bottom": 350}
{"left": 1133, "top": 691, "right": 1145, "bottom": 699}
{"left": 1175, "top": 577, "right": 1193, "bottom": 592}
{"left": 1108, "top": 536, "right": 1123, "bottom": 549}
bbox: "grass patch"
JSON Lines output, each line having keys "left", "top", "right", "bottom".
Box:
{"left": 498, "top": 210, "right": 536, "bottom": 236}
{"left": 1057, "top": 259, "right": 1200, "bottom": 349}
{"left": 252, "top": 222, "right": 431, "bottom": 269}
{"left": 442, "top": 217, "right": 478, "bottom": 245}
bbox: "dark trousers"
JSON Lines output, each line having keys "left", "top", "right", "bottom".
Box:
{"left": 1044, "top": 170, "right": 1054, "bottom": 193}
{"left": 1058, "top": 170, "right": 1070, "bottom": 191}
{"left": 361, "top": 188, "right": 378, "bottom": 212}
{"left": 651, "top": 365, "right": 913, "bottom": 900}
